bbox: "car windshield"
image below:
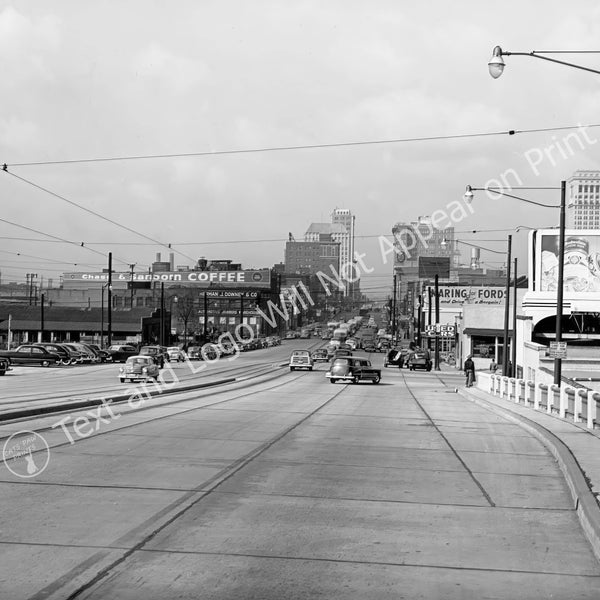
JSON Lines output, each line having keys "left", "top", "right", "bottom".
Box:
{"left": 128, "top": 357, "right": 148, "bottom": 365}
{"left": 333, "top": 358, "right": 349, "bottom": 366}
{"left": 292, "top": 351, "right": 309, "bottom": 356}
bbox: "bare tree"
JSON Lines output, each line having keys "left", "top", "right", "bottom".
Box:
{"left": 174, "top": 290, "right": 197, "bottom": 347}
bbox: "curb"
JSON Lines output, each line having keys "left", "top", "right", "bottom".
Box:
{"left": 460, "top": 387, "right": 600, "bottom": 563}
{"left": 0, "top": 361, "right": 291, "bottom": 423}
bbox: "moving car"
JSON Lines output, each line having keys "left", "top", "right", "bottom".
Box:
{"left": 311, "top": 348, "right": 329, "bottom": 363}
{"left": 289, "top": 350, "right": 314, "bottom": 371}
{"left": 166, "top": 346, "right": 185, "bottom": 362}
{"left": 326, "top": 357, "right": 381, "bottom": 384}
{"left": 406, "top": 348, "right": 432, "bottom": 371}
{"left": 107, "top": 344, "right": 139, "bottom": 363}
{"left": 139, "top": 345, "right": 166, "bottom": 368}
{"left": 119, "top": 355, "right": 160, "bottom": 383}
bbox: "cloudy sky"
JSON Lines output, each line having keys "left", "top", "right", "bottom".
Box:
{"left": 1, "top": 1, "right": 599, "bottom": 300}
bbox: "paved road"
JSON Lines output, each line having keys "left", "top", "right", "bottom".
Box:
{"left": 1, "top": 364, "right": 599, "bottom": 599}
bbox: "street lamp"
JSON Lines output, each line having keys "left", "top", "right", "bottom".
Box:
{"left": 464, "top": 183, "right": 566, "bottom": 385}
{"left": 488, "top": 46, "right": 600, "bottom": 79}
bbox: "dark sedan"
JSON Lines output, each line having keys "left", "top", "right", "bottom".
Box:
{"left": 107, "top": 344, "right": 139, "bottom": 363}
{"left": 0, "top": 345, "right": 61, "bottom": 366}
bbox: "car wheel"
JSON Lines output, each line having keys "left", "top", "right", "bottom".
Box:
{"left": 119, "top": 378, "right": 125, "bottom": 383}
{"left": 330, "top": 378, "right": 336, "bottom": 384}
{"left": 353, "top": 375, "right": 360, "bottom": 384}
{"left": 290, "top": 367, "right": 295, "bottom": 371}
{"left": 41, "top": 360, "right": 50, "bottom": 367}
{"left": 309, "top": 367, "right": 313, "bottom": 371}
{"left": 372, "top": 375, "right": 381, "bottom": 384}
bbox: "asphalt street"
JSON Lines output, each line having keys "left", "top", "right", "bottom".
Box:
{"left": 1, "top": 357, "right": 599, "bottom": 599}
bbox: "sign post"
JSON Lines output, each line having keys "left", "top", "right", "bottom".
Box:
{"left": 548, "top": 341, "right": 567, "bottom": 359}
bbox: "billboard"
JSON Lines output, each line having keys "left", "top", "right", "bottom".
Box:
{"left": 435, "top": 286, "right": 506, "bottom": 305}
{"left": 535, "top": 230, "right": 600, "bottom": 293}
{"left": 418, "top": 256, "right": 450, "bottom": 279}
{"left": 63, "top": 269, "right": 272, "bottom": 288}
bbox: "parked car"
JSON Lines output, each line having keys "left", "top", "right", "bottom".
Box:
{"left": 85, "top": 343, "right": 112, "bottom": 362}
{"left": 384, "top": 348, "right": 407, "bottom": 368}
{"left": 33, "top": 343, "right": 76, "bottom": 365}
{"left": 119, "top": 355, "right": 160, "bottom": 383}
{"left": 327, "top": 357, "right": 381, "bottom": 384}
{"left": 0, "top": 345, "right": 61, "bottom": 367}
{"left": 186, "top": 345, "right": 202, "bottom": 360}
{"left": 107, "top": 344, "right": 139, "bottom": 363}
{"left": 166, "top": 346, "right": 185, "bottom": 362}
{"left": 0, "top": 356, "right": 11, "bottom": 375}
{"left": 406, "top": 348, "right": 432, "bottom": 371}
{"left": 289, "top": 350, "right": 314, "bottom": 371}
{"left": 62, "top": 343, "right": 98, "bottom": 363}
{"left": 311, "top": 348, "right": 329, "bottom": 363}
{"left": 139, "top": 345, "right": 166, "bottom": 368}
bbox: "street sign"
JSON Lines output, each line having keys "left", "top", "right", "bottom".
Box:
{"left": 548, "top": 341, "right": 567, "bottom": 359}
{"left": 424, "top": 324, "right": 456, "bottom": 338}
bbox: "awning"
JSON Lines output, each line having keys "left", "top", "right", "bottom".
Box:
{"left": 463, "top": 328, "right": 513, "bottom": 337}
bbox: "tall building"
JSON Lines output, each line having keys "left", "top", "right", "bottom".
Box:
{"left": 285, "top": 239, "right": 340, "bottom": 275}
{"left": 304, "top": 208, "right": 355, "bottom": 296}
{"left": 567, "top": 170, "right": 600, "bottom": 229}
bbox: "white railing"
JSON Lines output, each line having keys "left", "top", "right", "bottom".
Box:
{"left": 479, "top": 372, "right": 599, "bottom": 430}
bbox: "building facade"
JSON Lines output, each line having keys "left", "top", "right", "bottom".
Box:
{"left": 567, "top": 170, "right": 600, "bottom": 229}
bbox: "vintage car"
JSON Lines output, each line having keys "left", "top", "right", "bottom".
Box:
{"left": 139, "top": 345, "right": 166, "bottom": 368}
{"left": 311, "top": 348, "right": 329, "bottom": 363}
{"left": 0, "top": 356, "right": 11, "bottom": 375}
{"left": 289, "top": 350, "right": 314, "bottom": 371}
{"left": 186, "top": 345, "right": 202, "bottom": 360}
{"left": 119, "top": 355, "right": 160, "bottom": 383}
{"left": 326, "top": 357, "right": 381, "bottom": 384}
{"left": 107, "top": 344, "right": 139, "bottom": 363}
{"left": 331, "top": 348, "right": 353, "bottom": 361}
{"left": 406, "top": 348, "right": 433, "bottom": 371}
{"left": 166, "top": 346, "right": 185, "bottom": 362}
{"left": 0, "top": 345, "right": 62, "bottom": 367}
{"left": 384, "top": 348, "right": 408, "bottom": 368}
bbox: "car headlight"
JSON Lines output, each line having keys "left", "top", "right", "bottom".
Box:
{"left": 119, "top": 367, "right": 124, "bottom": 372}
{"left": 142, "top": 367, "right": 148, "bottom": 373}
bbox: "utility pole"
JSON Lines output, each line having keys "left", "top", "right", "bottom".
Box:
{"left": 434, "top": 274, "right": 440, "bottom": 371}
{"left": 502, "top": 236, "right": 512, "bottom": 376}
{"left": 107, "top": 253, "right": 113, "bottom": 347}
{"left": 130, "top": 264, "right": 135, "bottom": 308}
{"left": 512, "top": 257, "right": 518, "bottom": 377}
{"left": 40, "top": 293, "right": 45, "bottom": 343}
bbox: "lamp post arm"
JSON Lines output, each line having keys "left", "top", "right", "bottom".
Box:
{"left": 483, "top": 188, "right": 560, "bottom": 208}
{"left": 504, "top": 51, "right": 600, "bottom": 76}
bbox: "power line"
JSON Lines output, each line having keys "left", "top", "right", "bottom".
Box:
{"left": 3, "top": 169, "right": 198, "bottom": 264}
{"left": 4, "top": 123, "right": 599, "bottom": 168}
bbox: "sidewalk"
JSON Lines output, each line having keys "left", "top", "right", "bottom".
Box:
{"left": 460, "top": 381, "right": 600, "bottom": 560}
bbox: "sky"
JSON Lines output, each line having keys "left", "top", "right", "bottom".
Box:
{"left": 1, "top": 0, "right": 600, "bottom": 301}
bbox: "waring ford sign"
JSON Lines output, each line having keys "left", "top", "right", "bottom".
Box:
{"left": 64, "top": 270, "right": 271, "bottom": 287}
{"left": 436, "top": 286, "right": 506, "bottom": 305}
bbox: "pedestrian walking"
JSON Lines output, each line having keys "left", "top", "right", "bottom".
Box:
{"left": 464, "top": 355, "right": 475, "bottom": 387}
{"left": 489, "top": 359, "right": 498, "bottom": 373}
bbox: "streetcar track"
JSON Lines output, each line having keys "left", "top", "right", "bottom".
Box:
{"left": 0, "top": 363, "right": 297, "bottom": 445}
{"left": 400, "top": 370, "right": 497, "bottom": 507}
{"left": 28, "top": 372, "right": 352, "bottom": 600}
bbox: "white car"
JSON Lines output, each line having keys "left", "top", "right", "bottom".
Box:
{"left": 166, "top": 346, "right": 184, "bottom": 362}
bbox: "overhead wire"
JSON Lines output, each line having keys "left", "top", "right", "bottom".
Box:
{"left": 3, "top": 169, "right": 198, "bottom": 264}
{"left": 4, "top": 123, "right": 599, "bottom": 167}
